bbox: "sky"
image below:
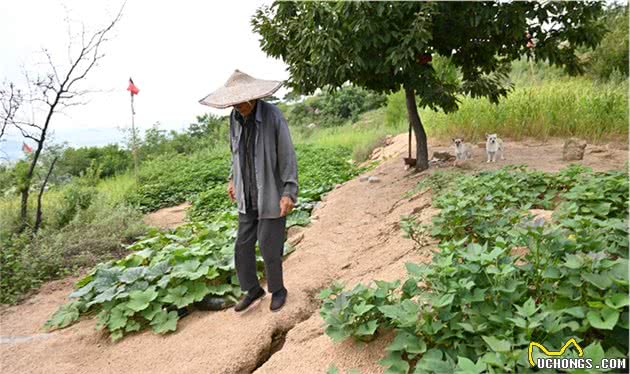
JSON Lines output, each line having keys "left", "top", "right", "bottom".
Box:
{"left": 0, "top": 0, "right": 287, "bottom": 159}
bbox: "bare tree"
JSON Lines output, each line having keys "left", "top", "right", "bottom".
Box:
{"left": 0, "top": 5, "right": 124, "bottom": 233}
{"left": 0, "top": 83, "right": 22, "bottom": 140}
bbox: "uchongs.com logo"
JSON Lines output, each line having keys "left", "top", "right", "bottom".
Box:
{"left": 528, "top": 338, "right": 627, "bottom": 371}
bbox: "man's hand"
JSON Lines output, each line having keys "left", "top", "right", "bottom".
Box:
{"left": 227, "top": 180, "right": 236, "bottom": 201}
{"left": 279, "top": 196, "right": 294, "bottom": 217}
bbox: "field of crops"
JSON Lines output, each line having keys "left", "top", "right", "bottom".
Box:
{"left": 44, "top": 144, "right": 365, "bottom": 340}
{"left": 319, "top": 165, "right": 629, "bottom": 373}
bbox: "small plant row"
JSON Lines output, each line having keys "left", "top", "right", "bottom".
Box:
{"left": 319, "top": 165, "right": 629, "bottom": 373}
{"left": 45, "top": 144, "right": 365, "bottom": 341}
{"left": 187, "top": 144, "right": 364, "bottom": 223}
{"left": 44, "top": 213, "right": 254, "bottom": 341}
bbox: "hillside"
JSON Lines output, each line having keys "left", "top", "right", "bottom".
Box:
{"left": 1, "top": 134, "right": 627, "bottom": 373}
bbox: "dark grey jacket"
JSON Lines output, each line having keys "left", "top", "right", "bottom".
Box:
{"left": 229, "top": 100, "right": 298, "bottom": 219}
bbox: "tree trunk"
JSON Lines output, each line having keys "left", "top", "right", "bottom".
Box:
{"left": 33, "top": 156, "right": 58, "bottom": 235}
{"left": 19, "top": 187, "right": 30, "bottom": 232}
{"left": 404, "top": 86, "right": 429, "bottom": 171}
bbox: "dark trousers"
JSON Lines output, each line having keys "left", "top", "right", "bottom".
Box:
{"left": 235, "top": 209, "right": 286, "bottom": 293}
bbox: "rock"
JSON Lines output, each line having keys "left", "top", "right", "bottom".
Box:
{"left": 454, "top": 160, "right": 475, "bottom": 170}
{"left": 306, "top": 123, "right": 317, "bottom": 129}
{"left": 370, "top": 147, "right": 383, "bottom": 160}
{"left": 368, "top": 176, "right": 381, "bottom": 183}
{"left": 335, "top": 183, "right": 342, "bottom": 189}
{"left": 528, "top": 209, "right": 553, "bottom": 225}
{"left": 432, "top": 151, "right": 455, "bottom": 161}
{"left": 288, "top": 232, "right": 305, "bottom": 247}
{"left": 384, "top": 135, "right": 394, "bottom": 145}
{"left": 562, "top": 138, "right": 587, "bottom": 161}
{"left": 588, "top": 146, "right": 607, "bottom": 154}
{"left": 359, "top": 176, "right": 369, "bottom": 182}
{"left": 287, "top": 225, "right": 303, "bottom": 239}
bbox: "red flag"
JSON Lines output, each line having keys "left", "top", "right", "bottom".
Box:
{"left": 127, "top": 78, "right": 139, "bottom": 95}
{"left": 22, "top": 142, "right": 33, "bottom": 153}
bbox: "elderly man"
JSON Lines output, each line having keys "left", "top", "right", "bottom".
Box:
{"left": 199, "top": 70, "right": 298, "bottom": 312}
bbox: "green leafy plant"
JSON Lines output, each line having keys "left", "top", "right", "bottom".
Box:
{"left": 320, "top": 166, "right": 628, "bottom": 373}
{"left": 319, "top": 280, "right": 400, "bottom": 342}
{"left": 45, "top": 214, "right": 251, "bottom": 341}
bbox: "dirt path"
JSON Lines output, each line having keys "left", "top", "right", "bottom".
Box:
{"left": 143, "top": 202, "right": 191, "bottom": 230}
{"left": 1, "top": 135, "right": 626, "bottom": 374}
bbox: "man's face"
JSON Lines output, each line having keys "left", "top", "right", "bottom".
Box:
{"left": 234, "top": 100, "right": 255, "bottom": 117}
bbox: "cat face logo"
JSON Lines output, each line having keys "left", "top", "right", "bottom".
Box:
{"left": 528, "top": 338, "right": 584, "bottom": 367}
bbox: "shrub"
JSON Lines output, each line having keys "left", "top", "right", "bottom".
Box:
{"left": 587, "top": 6, "right": 629, "bottom": 80}
{"left": 287, "top": 86, "right": 386, "bottom": 128}
{"left": 385, "top": 90, "right": 407, "bottom": 128}
{"left": 0, "top": 200, "right": 146, "bottom": 304}
{"left": 127, "top": 147, "right": 230, "bottom": 212}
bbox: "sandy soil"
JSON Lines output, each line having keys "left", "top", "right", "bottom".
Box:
{"left": 0, "top": 135, "right": 626, "bottom": 374}
{"left": 143, "top": 202, "right": 191, "bottom": 230}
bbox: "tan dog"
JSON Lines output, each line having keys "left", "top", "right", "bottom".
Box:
{"left": 485, "top": 133, "right": 505, "bottom": 162}
{"left": 452, "top": 138, "right": 473, "bottom": 160}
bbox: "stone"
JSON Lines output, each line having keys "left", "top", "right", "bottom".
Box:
{"left": 368, "top": 176, "right": 381, "bottom": 183}
{"left": 288, "top": 232, "right": 305, "bottom": 247}
{"left": 528, "top": 209, "right": 553, "bottom": 225}
{"left": 588, "top": 146, "right": 607, "bottom": 154}
{"left": 306, "top": 123, "right": 317, "bottom": 129}
{"left": 370, "top": 148, "right": 383, "bottom": 160}
{"left": 432, "top": 151, "right": 455, "bottom": 161}
{"left": 359, "top": 176, "right": 369, "bottom": 182}
{"left": 287, "top": 225, "right": 303, "bottom": 239}
{"left": 384, "top": 135, "right": 394, "bottom": 145}
{"left": 335, "top": 183, "right": 342, "bottom": 189}
{"left": 562, "top": 138, "right": 587, "bottom": 161}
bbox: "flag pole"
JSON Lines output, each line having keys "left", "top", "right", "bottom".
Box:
{"left": 131, "top": 91, "right": 138, "bottom": 180}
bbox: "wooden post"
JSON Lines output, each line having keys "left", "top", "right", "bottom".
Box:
{"left": 131, "top": 92, "right": 138, "bottom": 180}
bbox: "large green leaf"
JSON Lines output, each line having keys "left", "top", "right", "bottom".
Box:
{"left": 44, "top": 301, "right": 81, "bottom": 330}
{"left": 150, "top": 310, "right": 178, "bottom": 334}
{"left": 127, "top": 286, "right": 158, "bottom": 312}
{"left": 587, "top": 307, "right": 620, "bottom": 330}
{"left": 120, "top": 267, "right": 145, "bottom": 284}
{"left": 582, "top": 272, "right": 612, "bottom": 290}
{"left": 455, "top": 356, "right": 486, "bottom": 374}
{"left": 481, "top": 336, "right": 511, "bottom": 352}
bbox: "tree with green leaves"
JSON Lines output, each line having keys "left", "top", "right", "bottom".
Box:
{"left": 252, "top": 1, "right": 605, "bottom": 170}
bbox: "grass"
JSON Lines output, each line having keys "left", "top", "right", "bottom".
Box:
{"left": 384, "top": 76, "right": 628, "bottom": 144}
{"left": 421, "top": 77, "right": 629, "bottom": 143}
{"left": 292, "top": 108, "right": 406, "bottom": 161}
{"left": 95, "top": 172, "right": 137, "bottom": 206}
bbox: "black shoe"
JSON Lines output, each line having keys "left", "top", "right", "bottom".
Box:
{"left": 234, "top": 286, "right": 266, "bottom": 312}
{"left": 270, "top": 288, "right": 288, "bottom": 312}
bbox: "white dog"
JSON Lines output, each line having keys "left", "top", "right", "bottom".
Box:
{"left": 485, "top": 133, "right": 505, "bottom": 162}
{"left": 452, "top": 138, "right": 473, "bottom": 160}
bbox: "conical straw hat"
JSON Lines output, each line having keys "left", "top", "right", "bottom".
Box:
{"left": 199, "top": 69, "right": 283, "bottom": 109}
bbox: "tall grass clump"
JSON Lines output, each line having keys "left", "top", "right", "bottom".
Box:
{"left": 295, "top": 108, "right": 406, "bottom": 161}
{"left": 421, "top": 77, "right": 628, "bottom": 142}
{"left": 0, "top": 190, "right": 146, "bottom": 304}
